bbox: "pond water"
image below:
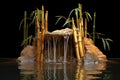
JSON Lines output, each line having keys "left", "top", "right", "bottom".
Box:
{"left": 0, "top": 58, "right": 120, "bottom": 80}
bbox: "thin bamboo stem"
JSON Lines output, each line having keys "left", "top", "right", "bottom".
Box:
{"left": 84, "top": 18, "right": 87, "bottom": 37}
{"left": 81, "top": 18, "right": 85, "bottom": 56}
{"left": 77, "top": 3, "right": 85, "bottom": 58}
{"left": 45, "top": 10, "right": 48, "bottom": 32}
{"left": 78, "top": 18, "right": 84, "bottom": 58}
{"left": 81, "top": 18, "right": 84, "bottom": 38}
{"left": 36, "top": 16, "right": 41, "bottom": 62}
{"left": 41, "top": 5, "right": 45, "bottom": 62}
{"left": 26, "top": 24, "right": 28, "bottom": 45}
{"left": 23, "top": 11, "right": 27, "bottom": 47}
{"left": 93, "top": 12, "right": 96, "bottom": 44}
{"left": 72, "top": 17, "right": 81, "bottom": 61}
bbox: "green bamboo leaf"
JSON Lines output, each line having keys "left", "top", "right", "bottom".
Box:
{"left": 29, "top": 15, "right": 35, "bottom": 27}
{"left": 21, "top": 38, "right": 27, "bottom": 46}
{"left": 97, "top": 32, "right": 105, "bottom": 36}
{"left": 29, "top": 11, "right": 35, "bottom": 20}
{"left": 105, "top": 39, "right": 110, "bottom": 51}
{"left": 106, "top": 38, "right": 113, "bottom": 42}
{"left": 29, "top": 14, "right": 35, "bottom": 27}
{"left": 28, "top": 35, "right": 33, "bottom": 45}
{"left": 84, "top": 11, "right": 92, "bottom": 21}
{"left": 62, "top": 19, "right": 72, "bottom": 27}
{"left": 68, "top": 8, "right": 78, "bottom": 18}
{"left": 96, "top": 33, "right": 100, "bottom": 39}
{"left": 19, "top": 19, "right": 24, "bottom": 30}
{"left": 36, "top": 9, "right": 42, "bottom": 22}
{"left": 21, "top": 35, "right": 33, "bottom": 46}
{"left": 55, "top": 16, "right": 66, "bottom": 25}
{"left": 29, "top": 9, "right": 42, "bottom": 27}
{"left": 87, "top": 32, "right": 92, "bottom": 38}
{"left": 101, "top": 38, "right": 106, "bottom": 50}
{"left": 96, "top": 32, "right": 105, "bottom": 39}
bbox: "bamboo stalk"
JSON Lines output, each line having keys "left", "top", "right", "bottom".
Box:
{"left": 45, "top": 10, "right": 48, "bottom": 32}
{"left": 78, "top": 18, "right": 84, "bottom": 58}
{"left": 81, "top": 18, "right": 84, "bottom": 38}
{"left": 84, "top": 18, "right": 87, "bottom": 37}
{"left": 93, "top": 12, "right": 96, "bottom": 44}
{"left": 77, "top": 3, "right": 85, "bottom": 58}
{"left": 77, "top": 28, "right": 82, "bottom": 58}
{"left": 35, "top": 9, "right": 41, "bottom": 37}
{"left": 78, "top": 3, "right": 82, "bottom": 19}
{"left": 23, "top": 11, "right": 27, "bottom": 47}
{"left": 81, "top": 18, "right": 85, "bottom": 56}
{"left": 36, "top": 16, "right": 41, "bottom": 62}
{"left": 26, "top": 24, "right": 28, "bottom": 45}
{"left": 41, "top": 5, "right": 45, "bottom": 62}
{"left": 42, "top": 5, "right": 45, "bottom": 31}
{"left": 72, "top": 17, "right": 81, "bottom": 61}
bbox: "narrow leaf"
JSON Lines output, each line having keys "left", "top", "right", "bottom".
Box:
{"left": 105, "top": 39, "right": 110, "bottom": 51}
{"left": 84, "top": 11, "right": 92, "bottom": 21}
{"left": 19, "top": 19, "right": 24, "bottom": 30}
{"left": 55, "top": 16, "right": 65, "bottom": 25}
{"left": 62, "top": 19, "right": 71, "bottom": 27}
{"left": 101, "top": 38, "right": 106, "bottom": 50}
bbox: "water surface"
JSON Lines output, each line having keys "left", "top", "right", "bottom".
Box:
{"left": 0, "top": 58, "right": 120, "bottom": 80}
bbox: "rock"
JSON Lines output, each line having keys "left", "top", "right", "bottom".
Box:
{"left": 51, "top": 28, "right": 73, "bottom": 35}
{"left": 84, "top": 37, "right": 107, "bottom": 62}
{"left": 17, "top": 45, "right": 36, "bottom": 64}
{"left": 84, "top": 52, "right": 98, "bottom": 65}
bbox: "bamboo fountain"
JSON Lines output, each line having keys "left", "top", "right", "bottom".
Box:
{"left": 17, "top": 4, "right": 107, "bottom": 65}
{"left": 33, "top": 4, "right": 107, "bottom": 63}
{"left": 17, "top": 4, "right": 108, "bottom": 80}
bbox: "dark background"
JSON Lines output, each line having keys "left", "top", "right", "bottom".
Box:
{"left": 0, "top": 0, "right": 120, "bottom": 58}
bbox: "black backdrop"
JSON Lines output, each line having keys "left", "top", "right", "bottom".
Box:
{"left": 0, "top": 0, "right": 120, "bottom": 58}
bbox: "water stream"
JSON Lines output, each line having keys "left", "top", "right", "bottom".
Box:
{"left": 44, "top": 31, "right": 72, "bottom": 63}
{"left": 63, "top": 33, "right": 70, "bottom": 63}
{"left": 53, "top": 36, "right": 57, "bottom": 63}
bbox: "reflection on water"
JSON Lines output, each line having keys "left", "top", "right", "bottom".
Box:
{"left": 0, "top": 58, "right": 120, "bottom": 80}
{"left": 18, "top": 61, "right": 108, "bottom": 80}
